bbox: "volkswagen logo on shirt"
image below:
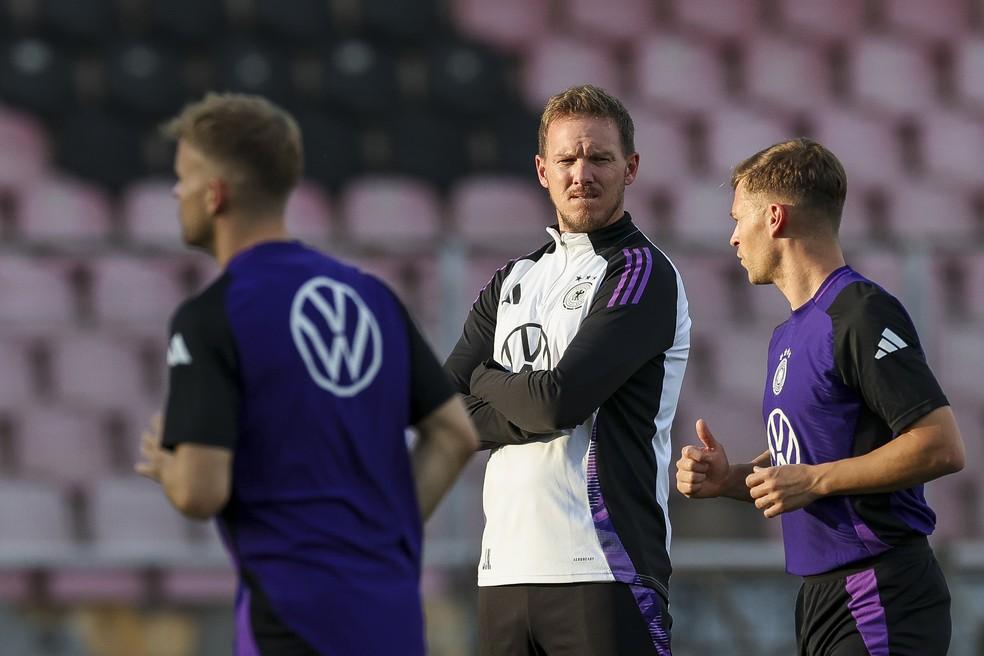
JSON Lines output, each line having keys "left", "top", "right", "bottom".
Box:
{"left": 290, "top": 276, "right": 383, "bottom": 397}
{"left": 501, "top": 323, "right": 551, "bottom": 373}
{"left": 767, "top": 408, "right": 801, "bottom": 466}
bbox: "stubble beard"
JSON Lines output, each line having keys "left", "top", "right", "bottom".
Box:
{"left": 556, "top": 186, "right": 625, "bottom": 234}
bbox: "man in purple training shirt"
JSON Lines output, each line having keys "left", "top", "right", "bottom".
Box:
{"left": 676, "top": 138, "right": 965, "bottom": 655}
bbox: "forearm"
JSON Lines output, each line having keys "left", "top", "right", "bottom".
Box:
{"left": 723, "top": 451, "right": 771, "bottom": 502}
{"left": 412, "top": 430, "right": 473, "bottom": 520}
{"left": 463, "top": 394, "right": 561, "bottom": 449}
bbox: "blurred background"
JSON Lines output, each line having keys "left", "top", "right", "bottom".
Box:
{"left": 0, "top": 0, "right": 982, "bottom": 654}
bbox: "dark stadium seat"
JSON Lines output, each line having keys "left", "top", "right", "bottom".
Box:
{"left": 481, "top": 108, "right": 539, "bottom": 176}
{"left": 120, "top": 178, "right": 182, "bottom": 247}
{"left": 0, "top": 256, "right": 75, "bottom": 326}
{"left": 294, "top": 111, "right": 363, "bottom": 189}
{"left": 89, "top": 255, "right": 186, "bottom": 328}
{"left": 318, "top": 39, "right": 400, "bottom": 116}
{"left": 358, "top": 0, "right": 441, "bottom": 42}
{"left": 521, "top": 35, "right": 620, "bottom": 110}
{"left": 450, "top": 0, "right": 549, "bottom": 53}
{"left": 17, "top": 406, "right": 114, "bottom": 489}
{"left": 743, "top": 36, "right": 832, "bottom": 113}
{"left": 426, "top": 41, "right": 508, "bottom": 116}
{"left": 448, "top": 175, "right": 549, "bottom": 246}
{"left": 41, "top": 0, "right": 116, "bottom": 44}
{"left": 16, "top": 174, "right": 112, "bottom": 244}
{"left": 385, "top": 112, "right": 469, "bottom": 186}
{"left": 214, "top": 39, "right": 292, "bottom": 107}
{"left": 340, "top": 175, "right": 442, "bottom": 248}
{"left": 151, "top": 0, "right": 226, "bottom": 44}
{"left": 55, "top": 110, "right": 145, "bottom": 189}
{"left": 0, "top": 107, "right": 48, "bottom": 193}
{"left": 105, "top": 41, "right": 185, "bottom": 118}
{"left": 0, "top": 37, "right": 73, "bottom": 117}
{"left": 849, "top": 36, "right": 936, "bottom": 117}
{"left": 255, "top": 0, "right": 332, "bottom": 42}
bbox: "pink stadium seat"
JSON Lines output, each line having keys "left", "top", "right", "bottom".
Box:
{"left": 672, "top": 0, "right": 760, "bottom": 37}
{"left": 779, "top": 0, "right": 867, "bottom": 41}
{"left": 450, "top": 0, "right": 550, "bottom": 53}
{"left": 920, "top": 111, "right": 984, "bottom": 190}
{"left": 449, "top": 175, "right": 549, "bottom": 246}
{"left": 0, "top": 256, "right": 75, "bottom": 326}
{"left": 88, "top": 476, "right": 193, "bottom": 554}
{"left": 628, "top": 108, "right": 690, "bottom": 190}
{"left": 17, "top": 175, "right": 112, "bottom": 243}
{"left": 0, "top": 337, "right": 36, "bottom": 410}
{"left": 882, "top": 0, "right": 969, "bottom": 42}
{"left": 670, "top": 179, "right": 733, "bottom": 246}
{"left": 0, "top": 107, "right": 48, "bottom": 192}
{"left": 347, "top": 254, "right": 441, "bottom": 341}
{"left": 887, "top": 182, "right": 976, "bottom": 241}
{"left": 954, "top": 37, "right": 984, "bottom": 113}
{"left": 161, "top": 567, "right": 237, "bottom": 602}
{"left": 17, "top": 406, "right": 114, "bottom": 488}
{"left": 744, "top": 37, "right": 831, "bottom": 113}
{"left": 837, "top": 182, "right": 875, "bottom": 243}
{"left": 48, "top": 569, "right": 145, "bottom": 603}
{"left": 706, "top": 108, "right": 793, "bottom": 177}
{"left": 52, "top": 333, "right": 148, "bottom": 410}
{"left": 521, "top": 36, "right": 621, "bottom": 110}
{"left": 939, "top": 327, "right": 984, "bottom": 395}
{"left": 674, "top": 388, "right": 766, "bottom": 464}
{"left": 714, "top": 328, "right": 778, "bottom": 402}
{"left": 849, "top": 251, "right": 905, "bottom": 297}
{"left": 813, "top": 108, "right": 904, "bottom": 187}
{"left": 564, "top": 0, "right": 655, "bottom": 44}
{"left": 285, "top": 180, "right": 333, "bottom": 246}
{"left": 0, "top": 479, "right": 74, "bottom": 554}
{"left": 849, "top": 37, "right": 935, "bottom": 117}
{"left": 89, "top": 255, "right": 186, "bottom": 327}
{"left": 466, "top": 256, "right": 514, "bottom": 304}
{"left": 120, "top": 178, "right": 181, "bottom": 246}
{"left": 633, "top": 33, "right": 725, "bottom": 113}
{"left": 339, "top": 176, "right": 442, "bottom": 248}
{"left": 671, "top": 254, "right": 733, "bottom": 324}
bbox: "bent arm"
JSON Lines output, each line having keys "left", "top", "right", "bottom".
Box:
{"left": 412, "top": 396, "right": 479, "bottom": 520}
{"left": 162, "top": 444, "right": 233, "bottom": 519}
{"left": 722, "top": 451, "right": 772, "bottom": 502}
{"left": 812, "top": 406, "right": 964, "bottom": 496}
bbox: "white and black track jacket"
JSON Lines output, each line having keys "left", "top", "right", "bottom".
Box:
{"left": 445, "top": 213, "right": 690, "bottom": 600}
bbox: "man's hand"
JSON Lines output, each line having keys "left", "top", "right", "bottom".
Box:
{"left": 745, "top": 464, "right": 823, "bottom": 518}
{"left": 676, "top": 419, "right": 731, "bottom": 499}
{"left": 134, "top": 414, "right": 172, "bottom": 484}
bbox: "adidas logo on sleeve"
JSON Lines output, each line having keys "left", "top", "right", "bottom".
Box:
{"left": 167, "top": 333, "right": 193, "bottom": 366}
{"left": 874, "top": 327, "right": 908, "bottom": 360}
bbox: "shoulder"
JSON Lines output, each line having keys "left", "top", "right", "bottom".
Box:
{"left": 826, "top": 279, "right": 911, "bottom": 330}
{"left": 170, "top": 272, "right": 234, "bottom": 333}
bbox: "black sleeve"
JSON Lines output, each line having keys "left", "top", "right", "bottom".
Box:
{"left": 470, "top": 247, "right": 686, "bottom": 433}
{"left": 162, "top": 278, "right": 241, "bottom": 451}
{"left": 401, "top": 304, "right": 456, "bottom": 425}
{"left": 830, "top": 283, "right": 949, "bottom": 434}
{"left": 443, "top": 259, "right": 555, "bottom": 448}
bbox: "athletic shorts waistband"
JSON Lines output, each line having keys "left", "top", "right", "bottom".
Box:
{"left": 802, "top": 535, "right": 932, "bottom": 584}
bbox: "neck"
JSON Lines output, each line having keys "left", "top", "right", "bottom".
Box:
{"left": 772, "top": 237, "right": 846, "bottom": 309}
{"left": 213, "top": 213, "right": 291, "bottom": 268}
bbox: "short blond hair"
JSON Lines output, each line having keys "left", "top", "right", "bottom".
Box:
{"left": 538, "top": 85, "right": 634, "bottom": 157}
{"left": 162, "top": 93, "right": 303, "bottom": 208}
{"left": 731, "top": 138, "right": 847, "bottom": 228}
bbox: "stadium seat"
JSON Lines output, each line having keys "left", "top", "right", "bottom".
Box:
{"left": 521, "top": 36, "right": 621, "bottom": 111}
{"left": 919, "top": 111, "right": 984, "bottom": 190}
{"left": 713, "top": 328, "right": 775, "bottom": 403}
{"left": 151, "top": 0, "right": 226, "bottom": 43}
{"left": 887, "top": 182, "right": 976, "bottom": 242}
{"left": 450, "top": 0, "right": 550, "bottom": 54}
{"left": 0, "top": 338, "right": 36, "bottom": 411}
{"left": 51, "top": 333, "right": 148, "bottom": 410}
{"left": 670, "top": 254, "right": 734, "bottom": 324}
{"left": 671, "top": 0, "right": 760, "bottom": 37}
{"left": 16, "top": 174, "right": 112, "bottom": 244}
{"left": 838, "top": 182, "right": 877, "bottom": 243}
{"left": 0, "top": 37, "right": 73, "bottom": 117}
{"left": 295, "top": 111, "right": 363, "bottom": 190}
{"left": 105, "top": 41, "right": 184, "bottom": 118}
{"left": 954, "top": 37, "right": 984, "bottom": 113}
{"left": 319, "top": 39, "right": 400, "bottom": 117}
{"left": 161, "top": 567, "right": 237, "bottom": 602}
{"left": 848, "top": 36, "right": 936, "bottom": 117}
{"left": 255, "top": 0, "right": 332, "bottom": 42}
{"left": 705, "top": 108, "right": 793, "bottom": 178}
{"left": 670, "top": 178, "right": 733, "bottom": 247}
{"left": 41, "top": 0, "right": 117, "bottom": 44}
{"left": 481, "top": 108, "right": 540, "bottom": 176}
{"left": 214, "top": 39, "right": 291, "bottom": 107}
{"left": 0, "top": 256, "right": 75, "bottom": 326}
{"left": 628, "top": 108, "right": 691, "bottom": 191}
{"left": 465, "top": 255, "right": 514, "bottom": 304}
{"left": 88, "top": 476, "right": 194, "bottom": 555}
{"left": 848, "top": 251, "right": 905, "bottom": 298}
{"left": 0, "top": 479, "right": 74, "bottom": 556}
{"left": 426, "top": 41, "right": 508, "bottom": 117}
{"left": 347, "top": 254, "right": 441, "bottom": 342}
{"left": 564, "top": 0, "right": 655, "bottom": 44}
{"left": 383, "top": 112, "right": 468, "bottom": 187}
{"left": 359, "top": 0, "right": 441, "bottom": 42}
{"left": 0, "top": 105, "right": 48, "bottom": 193}
{"left": 55, "top": 110, "right": 145, "bottom": 189}
{"left": 120, "top": 178, "right": 181, "bottom": 246}
{"left": 812, "top": 108, "right": 904, "bottom": 187}
{"left": 881, "top": 0, "right": 969, "bottom": 42}
{"left": 47, "top": 569, "right": 146, "bottom": 603}
{"left": 89, "top": 255, "right": 186, "bottom": 327}
{"left": 448, "top": 175, "right": 550, "bottom": 247}
{"left": 339, "top": 176, "right": 443, "bottom": 248}
{"left": 778, "top": 0, "right": 867, "bottom": 41}
{"left": 16, "top": 406, "right": 114, "bottom": 489}
{"left": 632, "top": 33, "right": 726, "bottom": 113}
{"left": 743, "top": 37, "right": 831, "bottom": 113}
{"left": 285, "top": 180, "right": 333, "bottom": 246}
